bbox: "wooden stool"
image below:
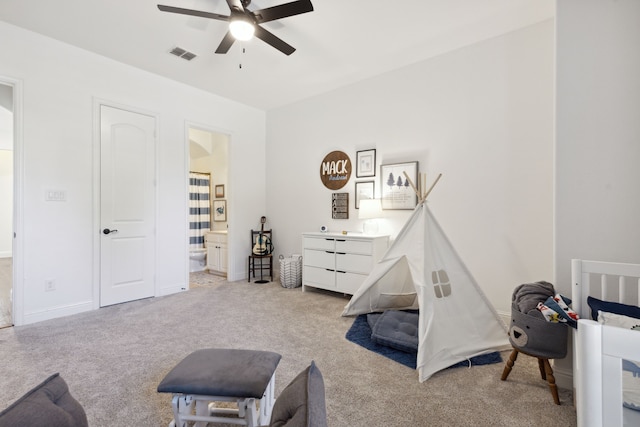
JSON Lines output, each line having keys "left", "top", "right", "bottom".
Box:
{"left": 500, "top": 348, "right": 560, "bottom": 405}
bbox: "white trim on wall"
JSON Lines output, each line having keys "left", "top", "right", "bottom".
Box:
{"left": 0, "top": 75, "right": 23, "bottom": 326}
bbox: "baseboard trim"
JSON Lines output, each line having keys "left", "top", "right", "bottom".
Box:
{"left": 23, "top": 301, "right": 93, "bottom": 325}
{"left": 553, "top": 366, "right": 573, "bottom": 390}
{"left": 158, "top": 285, "right": 187, "bottom": 296}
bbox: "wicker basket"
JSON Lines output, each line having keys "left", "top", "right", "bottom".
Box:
{"left": 279, "top": 255, "right": 302, "bottom": 288}
{"left": 508, "top": 303, "right": 568, "bottom": 359}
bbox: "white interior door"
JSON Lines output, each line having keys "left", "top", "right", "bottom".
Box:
{"left": 100, "top": 105, "right": 156, "bottom": 307}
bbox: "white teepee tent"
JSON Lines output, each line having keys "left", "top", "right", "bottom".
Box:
{"left": 342, "top": 174, "right": 509, "bottom": 382}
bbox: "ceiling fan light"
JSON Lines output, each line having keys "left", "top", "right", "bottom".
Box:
{"left": 229, "top": 18, "right": 255, "bottom": 41}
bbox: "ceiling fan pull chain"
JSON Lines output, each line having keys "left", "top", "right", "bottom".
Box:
{"left": 239, "top": 46, "right": 246, "bottom": 69}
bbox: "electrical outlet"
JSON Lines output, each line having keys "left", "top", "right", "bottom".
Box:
{"left": 45, "top": 279, "right": 56, "bottom": 292}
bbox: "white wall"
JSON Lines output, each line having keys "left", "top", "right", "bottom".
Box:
{"left": 267, "top": 20, "right": 555, "bottom": 316}
{"left": 553, "top": 0, "right": 640, "bottom": 387}
{"left": 0, "top": 21, "right": 266, "bottom": 324}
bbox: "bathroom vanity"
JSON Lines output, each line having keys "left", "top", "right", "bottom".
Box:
{"left": 206, "top": 231, "right": 227, "bottom": 276}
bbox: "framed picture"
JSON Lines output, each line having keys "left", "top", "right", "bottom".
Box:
{"left": 215, "top": 184, "right": 225, "bottom": 198}
{"left": 356, "top": 149, "right": 376, "bottom": 178}
{"left": 331, "top": 193, "right": 349, "bottom": 219}
{"left": 355, "top": 181, "right": 375, "bottom": 209}
{"left": 380, "top": 161, "right": 418, "bottom": 210}
{"left": 213, "top": 200, "right": 227, "bottom": 222}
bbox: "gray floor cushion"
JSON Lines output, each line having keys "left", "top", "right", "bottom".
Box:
{"left": 370, "top": 310, "right": 419, "bottom": 353}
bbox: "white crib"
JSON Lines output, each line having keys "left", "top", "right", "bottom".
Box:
{"left": 572, "top": 259, "right": 640, "bottom": 427}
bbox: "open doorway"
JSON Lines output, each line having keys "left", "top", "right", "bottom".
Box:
{"left": 188, "top": 126, "right": 229, "bottom": 286}
{"left": 0, "top": 82, "right": 14, "bottom": 328}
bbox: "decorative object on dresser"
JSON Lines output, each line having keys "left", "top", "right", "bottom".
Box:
{"left": 302, "top": 232, "right": 389, "bottom": 295}
{"left": 358, "top": 198, "right": 382, "bottom": 235}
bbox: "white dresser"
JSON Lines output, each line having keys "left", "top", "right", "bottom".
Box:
{"left": 206, "top": 231, "right": 228, "bottom": 275}
{"left": 302, "top": 232, "right": 389, "bottom": 295}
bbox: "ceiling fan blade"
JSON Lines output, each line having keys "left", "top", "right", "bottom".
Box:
{"left": 254, "top": 25, "right": 295, "bottom": 55}
{"left": 252, "top": 0, "right": 313, "bottom": 24}
{"left": 215, "top": 31, "right": 236, "bottom": 54}
{"left": 157, "top": 5, "right": 229, "bottom": 22}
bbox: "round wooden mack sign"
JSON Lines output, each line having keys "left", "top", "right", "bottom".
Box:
{"left": 320, "top": 150, "right": 352, "bottom": 190}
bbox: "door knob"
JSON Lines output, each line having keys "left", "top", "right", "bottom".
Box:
{"left": 103, "top": 228, "right": 118, "bottom": 235}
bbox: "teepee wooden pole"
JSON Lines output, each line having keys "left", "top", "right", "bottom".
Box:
{"left": 423, "top": 173, "right": 443, "bottom": 200}
{"left": 422, "top": 173, "right": 427, "bottom": 200}
{"left": 403, "top": 171, "right": 421, "bottom": 201}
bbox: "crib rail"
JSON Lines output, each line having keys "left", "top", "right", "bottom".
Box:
{"left": 577, "top": 320, "right": 640, "bottom": 426}
{"left": 572, "top": 259, "right": 640, "bottom": 427}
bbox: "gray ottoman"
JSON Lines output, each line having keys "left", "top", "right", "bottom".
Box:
{"left": 158, "top": 348, "right": 281, "bottom": 427}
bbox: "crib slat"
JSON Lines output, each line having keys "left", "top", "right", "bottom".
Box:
{"left": 618, "top": 276, "right": 625, "bottom": 304}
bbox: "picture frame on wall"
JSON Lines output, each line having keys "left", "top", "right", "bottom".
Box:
{"left": 355, "top": 181, "right": 375, "bottom": 209}
{"left": 356, "top": 149, "right": 376, "bottom": 178}
{"left": 331, "top": 193, "right": 349, "bottom": 219}
{"left": 380, "top": 161, "right": 418, "bottom": 210}
{"left": 213, "top": 200, "right": 227, "bottom": 222}
{"left": 215, "top": 184, "right": 225, "bottom": 198}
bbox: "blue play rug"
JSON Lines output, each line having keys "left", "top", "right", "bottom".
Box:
{"left": 345, "top": 314, "right": 502, "bottom": 370}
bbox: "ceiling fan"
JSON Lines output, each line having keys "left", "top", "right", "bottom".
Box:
{"left": 157, "top": 0, "right": 314, "bottom": 56}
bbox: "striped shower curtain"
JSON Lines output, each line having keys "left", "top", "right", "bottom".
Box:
{"left": 189, "top": 172, "right": 211, "bottom": 250}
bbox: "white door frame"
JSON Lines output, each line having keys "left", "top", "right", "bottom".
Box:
{"left": 1, "top": 76, "right": 24, "bottom": 326}
{"left": 184, "top": 121, "right": 232, "bottom": 283}
{"left": 92, "top": 98, "right": 159, "bottom": 309}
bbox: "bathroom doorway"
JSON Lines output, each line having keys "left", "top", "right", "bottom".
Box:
{"left": 0, "top": 81, "right": 15, "bottom": 328}
{"left": 188, "top": 126, "right": 229, "bottom": 282}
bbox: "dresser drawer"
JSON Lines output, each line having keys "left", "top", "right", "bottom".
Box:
{"left": 335, "top": 239, "right": 372, "bottom": 255}
{"left": 303, "top": 236, "right": 335, "bottom": 251}
{"left": 303, "top": 249, "right": 334, "bottom": 270}
{"left": 336, "top": 271, "right": 368, "bottom": 294}
{"left": 335, "top": 253, "right": 372, "bottom": 274}
{"left": 303, "top": 266, "right": 335, "bottom": 289}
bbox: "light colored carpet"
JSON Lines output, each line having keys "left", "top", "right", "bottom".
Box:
{"left": 0, "top": 278, "right": 577, "bottom": 426}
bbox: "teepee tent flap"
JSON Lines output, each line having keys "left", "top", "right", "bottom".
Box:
{"left": 342, "top": 201, "right": 509, "bottom": 382}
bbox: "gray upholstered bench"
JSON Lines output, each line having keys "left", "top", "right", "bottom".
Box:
{"left": 158, "top": 348, "right": 282, "bottom": 427}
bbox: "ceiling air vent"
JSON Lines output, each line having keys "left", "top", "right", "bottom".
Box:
{"left": 169, "top": 46, "right": 197, "bottom": 61}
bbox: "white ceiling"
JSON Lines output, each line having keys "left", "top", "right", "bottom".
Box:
{"left": 0, "top": 0, "right": 554, "bottom": 111}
